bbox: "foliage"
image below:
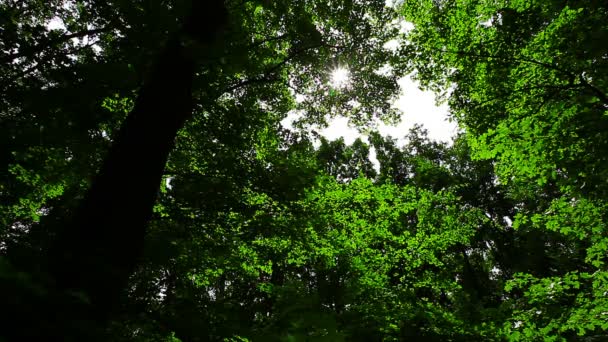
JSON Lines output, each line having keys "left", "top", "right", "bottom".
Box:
{"left": 401, "top": 0, "right": 608, "bottom": 340}
{"left": 1, "top": 0, "right": 608, "bottom": 341}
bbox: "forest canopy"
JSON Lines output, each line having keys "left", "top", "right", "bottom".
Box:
{"left": 1, "top": 0, "right": 608, "bottom": 341}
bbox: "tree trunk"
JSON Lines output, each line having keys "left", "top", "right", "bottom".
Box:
{"left": 49, "top": 33, "right": 195, "bottom": 317}
{"left": 0, "top": 2, "right": 228, "bottom": 340}
{"left": 42, "top": 0, "right": 227, "bottom": 338}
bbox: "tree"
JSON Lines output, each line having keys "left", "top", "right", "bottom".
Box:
{"left": 3, "top": 0, "right": 229, "bottom": 339}
{"left": 401, "top": 0, "right": 608, "bottom": 339}
{"left": 1, "top": 0, "right": 404, "bottom": 340}
{"left": 4, "top": 0, "right": 608, "bottom": 340}
{"left": 317, "top": 137, "right": 377, "bottom": 181}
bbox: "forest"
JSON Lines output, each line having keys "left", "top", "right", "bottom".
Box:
{"left": 1, "top": 0, "right": 607, "bottom": 341}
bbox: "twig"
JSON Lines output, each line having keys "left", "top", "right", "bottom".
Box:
{"left": 2, "top": 27, "right": 111, "bottom": 64}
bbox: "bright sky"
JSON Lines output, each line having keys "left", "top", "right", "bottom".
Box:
{"left": 281, "top": 73, "right": 459, "bottom": 170}
{"left": 319, "top": 76, "right": 459, "bottom": 147}
{"left": 314, "top": 14, "right": 459, "bottom": 151}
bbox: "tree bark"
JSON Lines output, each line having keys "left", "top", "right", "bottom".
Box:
{"left": 43, "top": 0, "right": 227, "bottom": 337}
{"left": 0, "top": 1, "right": 228, "bottom": 340}
{"left": 49, "top": 32, "right": 195, "bottom": 316}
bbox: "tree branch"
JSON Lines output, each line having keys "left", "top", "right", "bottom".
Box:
{"left": 442, "top": 49, "right": 608, "bottom": 106}
{"left": 1, "top": 27, "right": 111, "bottom": 64}
{"left": 222, "top": 43, "right": 326, "bottom": 94}
{"left": 246, "top": 33, "right": 290, "bottom": 50}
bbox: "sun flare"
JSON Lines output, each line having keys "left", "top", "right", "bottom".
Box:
{"left": 330, "top": 67, "right": 351, "bottom": 88}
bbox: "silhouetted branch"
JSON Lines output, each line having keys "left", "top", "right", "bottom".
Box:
{"left": 441, "top": 49, "right": 608, "bottom": 106}
{"left": 223, "top": 42, "right": 339, "bottom": 94}
{"left": 1, "top": 27, "right": 111, "bottom": 64}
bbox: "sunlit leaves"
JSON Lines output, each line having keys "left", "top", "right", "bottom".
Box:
{"left": 401, "top": 0, "right": 608, "bottom": 339}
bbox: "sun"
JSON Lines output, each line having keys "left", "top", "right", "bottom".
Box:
{"left": 330, "top": 67, "right": 351, "bottom": 89}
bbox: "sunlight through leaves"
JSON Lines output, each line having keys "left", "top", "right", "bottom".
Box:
{"left": 330, "top": 67, "right": 351, "bottom": 89}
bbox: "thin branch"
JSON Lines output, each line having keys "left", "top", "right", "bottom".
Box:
{"left": 470, "top": 83, "right": 584, "bottom": 112}
{"left": 246, "top": 33, "right": 291, "bottom": 50}
{"left": 441, "top": 49, "right": 608, "bottom": 106}
{"left": 221, "top": 43, "right": 327, "bottom": 94}
{"left": 578, "top": 75, "right": 608, "bottom": 106}
{"left": 2, "top": 40, "right": 101, "bottom": 89}
{"left": 1, "top": 27, "right": 110, "bottom": 64}
{"left": 223, "top": 76, "right": 280, "bottom": 93}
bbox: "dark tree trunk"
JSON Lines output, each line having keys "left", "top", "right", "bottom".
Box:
{"left": 0, "top": 2, "right": 228, "bottom": 340}
{"left": 48, "top": 33, "right": 195, "bottom": 318}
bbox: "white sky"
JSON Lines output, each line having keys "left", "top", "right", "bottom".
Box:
{"left": 314, "top": 16, "right": 459, "bottom": 151}
{"left": 281, "top": 74, "right": 459, "bottom": 171}
{"left": 318, "top": 76, "right": 459, "bottom": 147}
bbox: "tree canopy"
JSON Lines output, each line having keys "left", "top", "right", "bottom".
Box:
{"left": 1, "top": 0, "right": 608, "bottom": 341}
